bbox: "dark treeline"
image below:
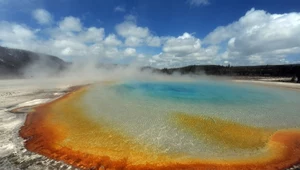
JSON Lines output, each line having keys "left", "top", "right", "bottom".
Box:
{"left": 145, "top": 64, "right": 300, "bottom": 83}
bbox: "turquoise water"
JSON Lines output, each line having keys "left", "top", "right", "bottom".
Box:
{"left": 115, "top": 81, "right": 284, "bottom": 105}
{"left": 81, "top": 80, "right": 300, "bottom": 158}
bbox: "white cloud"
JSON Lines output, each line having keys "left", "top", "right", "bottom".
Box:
{"left": 0, "top": 21, "right": 36, "bottom": 49}
{"left": 32, "top": 9, "right": 52, "bottom": 25}
{"left": 114, "top": 6, "right": 125, "bottom": 12}
{"left": 49, "top": 26, "right": 105, "bottom": 49}
{"left": 163, "top": 33, "right": 201, "bottom": 55}
{"left": 116, "top": 21, "right": 149, "bottom": 39}
{"left": 53, "top": 39, "right": 86, "bottom": 51}
{"left": 0, "top": 20, "right": 119, "bottom": 62}
{"left": 146, "top": 36, "right": 161, "bottom": 47}
{"left": 124, "top": 36, "right": 143, "bottom": 46}
{"left": 124, "top": 48, "right": 136, "bottom": 56}
{"left": 49, "top": 27, "right": 108, "bottom": 59}
{"left": 148, "top": 33, "right": 219, "bottom": 68}
{"left": 1, "top": 7, "right": 300, "bottom": 68}
{"left": 104, "top": 34, "right": 122, "bottom": 46}
{"left": 116, "top": 20, "right": 147, "bottom": 47}
{"left": 59, "top": 16, "right": 82, "bottom": 32}
{"left": 187, "top": 0, "right": 210, "bottom": 7}
{"left": 115, "top": 18, "right": 161, "bottom": 47}
{"left": 81, "top": 27, "right": 105, "bottom": 43}
{"left": 204, "top": 8, "right": 300, "bottom": 65}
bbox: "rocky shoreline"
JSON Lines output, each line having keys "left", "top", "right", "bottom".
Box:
{"left": 0, "top": 79, "right": 77, "bottom": 170}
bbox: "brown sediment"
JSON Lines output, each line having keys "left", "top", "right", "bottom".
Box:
{"left": 19, "top": 85, "right": 300, "bottom": 170}
{"left": 171, "top": 113, "right": 275, "bottom": 149}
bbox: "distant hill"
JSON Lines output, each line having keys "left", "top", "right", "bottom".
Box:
{"left": 145, "top": 64, "right": 300, "bottom": 83}
{"left": 0, "top": 46, "right": 67, "bottom": 78}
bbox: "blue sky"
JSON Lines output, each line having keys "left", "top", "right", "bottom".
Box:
{"left": 0, "top": 0, "right": 300, "bottom": 67}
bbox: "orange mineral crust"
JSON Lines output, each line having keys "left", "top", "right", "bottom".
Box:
{"left": 20, "top": 86, "right": 300, "bottom": 170}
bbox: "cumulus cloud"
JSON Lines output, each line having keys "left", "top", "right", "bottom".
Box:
{"left": 1, "top": 13, "right": 158, "bottom": 66}
{"left": 115, "top": 19, "right": 148, "bottom": 47}
{"left": 116, "top": 20, "right": 149, "bottom": 39}
{"left": 1, "top": 7, "right": 299, "bottom": 68}
{"left": 124, "top": 48, "right": 136, "bottom": 56}
{"left": 81, "top": 27, "right": 105, "bottom": 43}
{"left": 147, "top": 33, "right": 219, "bottom": 68}
{"left": 0, "top": 22, "right": 35, "bottom": 41}
{"left": 59, "top": 16, "right": 82, "bottom": 32}
{"left": 0, "top": 21, "right": 36, "bottom": 49}
{"left": 187, "top": 0, "right": 210, "bottom": 7}
{"left": 32, "top": 9, "right": 52, "bottom": 25}
{"left": 146, "top": 36, "right": 161, "bottom": 47}
{"left": 124, "top": 36, "right": 143, "bottom": 46}
{"left": 115, "top": 17, "right": 161, "bottom": 47}
{"left": 104, "top": 34, "right": 122, "bottom": 46}
{"left": 163, "top": 33, "right": 201, "bottom": 55}
{"left": 204, "top": 8, "right": 300, "bottom": 65}
{"left": 0, "top": 24, "right": 87, "bottom": 61}
{"left": 0, "top": 17, "right": 139, "bottom": 66}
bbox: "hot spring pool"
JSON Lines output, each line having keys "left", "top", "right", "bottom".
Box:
{"left": 20, "top": 80, "right": 300, "bottom": 169}
{"left": 85, "top": 80, "right": 300, "bottom": 128}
